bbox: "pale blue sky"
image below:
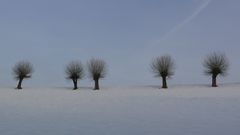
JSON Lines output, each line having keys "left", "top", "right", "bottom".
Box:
{"left": 0, "top": 0, "right": 239, "bottom": 87}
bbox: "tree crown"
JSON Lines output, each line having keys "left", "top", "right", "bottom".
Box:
{"left": 203, "top": 52, "right": 229, "bottom": 76}
{"left": 87, "top": 58, "right": 107, "bottom": 80}
{"left": 151, "top": 55, "right": 175, "bottom": 78}
{"left": 65, "top": 61, "right": 84, "bottom": 80}
{"left": 13, "top": 61, "right": 34, "bottom": 79}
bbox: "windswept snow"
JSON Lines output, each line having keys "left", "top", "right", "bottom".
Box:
{"left": 0, "top": 85, "right": 240, "bottom": 135}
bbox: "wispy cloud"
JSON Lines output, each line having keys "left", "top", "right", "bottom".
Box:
{"left": 154, "top": 0, "right": 212, "bottom": 44}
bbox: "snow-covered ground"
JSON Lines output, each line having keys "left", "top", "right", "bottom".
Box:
{"left": 0, "top": 84, "right": 240, "bottom": 135}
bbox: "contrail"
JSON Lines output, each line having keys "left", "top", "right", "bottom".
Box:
{"left": 130, "top": 0, "right": 212, "bottom": 60}
{"left": 154, "top": 0, "right": 212, "bottom": 44}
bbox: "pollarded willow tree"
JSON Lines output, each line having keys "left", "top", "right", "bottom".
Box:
{"left": 65, "top": 61, "right": 84, "bottom": 90}
{"left": 13, "top": 61, "right": 34, "bottom": 89}
{"left": 151, "top": 55, "right": 175, "bottom": 89}
{"left": 203, "top": 52, "right": 229, "bottom": 87}
{"left": 87, "top": 58, "right": 107, "bottom": 90}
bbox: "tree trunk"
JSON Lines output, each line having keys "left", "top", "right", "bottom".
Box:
{"left": 17, "top": 78, "right": 23, "bottom": 89}
{"left": 94, "top": 79, "right": 100, "bottom": 90}
{"left": 212, "top": 74, "right": 217, "bottom": 87}
{"left": 162, "top": 76, "right": 168, "bottom": 89}
{"left": 73, "top": 79, "right": 78, "bottom": 90}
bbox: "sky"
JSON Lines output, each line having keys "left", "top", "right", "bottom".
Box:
{"left": 0, "top": 0, "right": 239, "bottom": 87}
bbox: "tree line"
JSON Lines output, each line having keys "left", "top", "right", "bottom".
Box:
{"left": 11, "top": 52, "right": 229, "bottom": 90}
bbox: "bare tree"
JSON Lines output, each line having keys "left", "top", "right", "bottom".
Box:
{"left": 203, "top": 52, "right": 229, "bottom": 87}
{"left": 151, "top": 55, "right": 175, "bottom": 89}
{"left": 65, "top": 61, "right": 84, "bottom": 90}
{"left": 13, "top": 61, "right": 34, "bottom": 89}
{"left": 87, "top": 58, "right": 107, "bottom": 90}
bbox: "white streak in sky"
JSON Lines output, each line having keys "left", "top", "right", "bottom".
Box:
{"left": 156, "top": 0, "right": 212, "bottom": 43}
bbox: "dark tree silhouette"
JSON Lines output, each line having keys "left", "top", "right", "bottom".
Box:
{"left": 13, "top": 61, "right": 34, "bottom": 89}
{"left": 151, "top": 55, "right": 175, "bottom": 89}
{"left": 203, "top": 53, "right": 229, "bottom": 87}
{"left": 65, "top": 61, "right": 84, "bottom": 90}
{"left": 87, "top": 58, "right": 107, "bottom": 90}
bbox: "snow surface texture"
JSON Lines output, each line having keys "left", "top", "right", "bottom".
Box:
{"left": 0, "top": 85, "right": 240, "bottom": 135}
